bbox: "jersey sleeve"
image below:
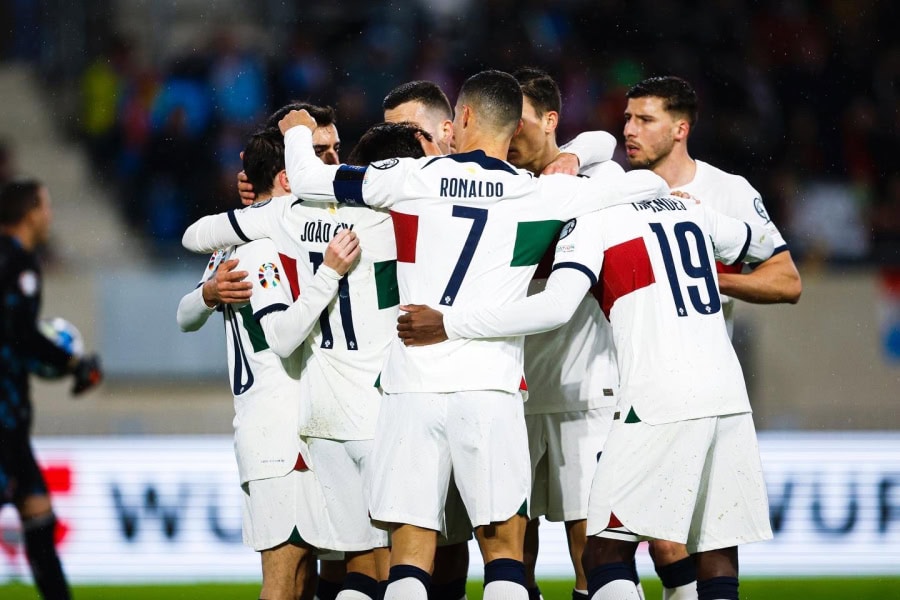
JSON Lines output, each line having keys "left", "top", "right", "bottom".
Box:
{"left": 549, "top": 212, "right": 605, "bottom": 284}
{"left": 444, "top": 267, "right": 592, "bottom": 340}
{"left": 238, "top": 238, "right": 342, "bottom": 358}
{"left": 285, "top": 126, "right": 417, "bottom": 209}
{"left": 718, "top": 177, "right": 788, "bottom": 254}
{"left": 176, "top": 251, "right": 223, "bottom": 332}
{"left": 560, "top": 130, "right": 617, "bottom": 168}
{"left": 4, "top": 268, "right": 72, "bottom": 371}
{"left": 702, "top": 206, "right": 775, "bottom": 265}
{"left": 182, "top": 198, "right": 286, "bottom": 253}
{"left": 579, "top": 159, "right": 625, "bottom": 178}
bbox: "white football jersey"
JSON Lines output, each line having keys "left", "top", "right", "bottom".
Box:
{"left": 183, "top": 195, "right": 398, "bottom": 440}
{"left": 523, "top": 160, "right": 624, "bottom": 414}
{"left": 675, "top": 160, "right": 788, "bottom": 336}
{"left": 583, "top": 198, "right": 774, "bottom": 424}
{"left": 187, "top": 243, "right": 304, "bottom": 484}
{"left": 284, "top": 126, "right": 669, "bottom": 394}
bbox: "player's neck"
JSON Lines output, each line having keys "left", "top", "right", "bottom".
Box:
{"left": 653, "top": 149, "right": 696, "bottom": 189}
{"left": 529, "top": 140, "right": 561, "bottom": 175}
{"left": 456, "top": 134, "right": 511, "bottom": 162}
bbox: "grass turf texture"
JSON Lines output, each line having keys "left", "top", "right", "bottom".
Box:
{"left": 2, "top": 578, "right": 900, "bottom": 599}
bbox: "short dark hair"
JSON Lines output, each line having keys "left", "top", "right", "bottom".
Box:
{"left": 242, "top": 128, "right": 285, "bottom": 196}
{"left": 457, "top": 70, "right": 523, "bottom": 136}
{"left": 265, "top": 102, "right": 336, "bottom": 129}
{"left": 513, "top": 67, "right": 561, "bottom": 117}
{"left": 347, "top": 122, "right": 432, "bottom": 166}
{"left": 0, "top": 179, "right": 43, "bottom": 226}
{"left": 383, "top": 81, "right": 453, "bottom": 120}
{"left": 626, "top": 76, "right": 699, "bottom": 126}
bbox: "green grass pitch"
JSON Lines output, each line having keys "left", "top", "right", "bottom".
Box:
{"left": 2, "top": 578, "right": 900, "bottom": 599}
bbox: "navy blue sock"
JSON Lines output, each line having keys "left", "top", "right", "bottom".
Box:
{"left": 317, "top": 575, "right": 342, "bottom": 600}
{"left": 697, "top": 576, "right": 738, "bottom": 600}
{"left": 572, "top": 588, "right": 588, "bottom": 600}
{"left": 23, "top": 515, "right": 70, "bottom": 600}
{"left": 528, "top": 585, "right": 542, "bottom": 600}
{"left": 483, "top": 558, "right": 526, "bottom": 587}
{"left": 344, "top": 572, "right": 379, "bottom": 599}
{"left": 628, "top": 559, "right": 641, "bottom": 585}
{"left": 429, "top": 576, "right": 467, "bottom": 600}
{"left": 587, "top": 562, "right": 634, "bottom": 598}
{"left": 377, "top": 579, "right": 389, "bottom": 600}
{"left": 389, "top": 564, "right": 432, "bottom": 592}
{"left": 655, "top": 556, "right": 696, "bottom": 589}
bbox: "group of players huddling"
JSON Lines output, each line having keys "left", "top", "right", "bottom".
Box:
{"left": 178, "top": 68, "right": 801, "bottom": 600}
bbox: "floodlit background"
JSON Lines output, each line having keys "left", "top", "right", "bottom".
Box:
{"left": 0, "top": 0, "right": 898, "bottom": 592}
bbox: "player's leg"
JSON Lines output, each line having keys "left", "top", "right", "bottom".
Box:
{"left": 692, "top": 548, "right": 738, "bottom": 600}
{"left": 260, "top": 542, "right": 314, "bottom": 600}
{"left": 340, "top": 550, "right": 380, "bottom": 600}
{"left": 522, "top": 519, "right": 541, "bottom": 600}
{"left": 370, "top": 392, "right": 453, "bottom": 600}
{"left": 448, "top": 390, "right": 531, "bottom": 600}
{"left": 582, "top": 536, "right": 641, "bottom": 600}
{"left": 523, "top": 412, "right": 548, "bottom": 600}
{"left": 565, "top": 519, "right": 588, "bottom": 595}
{"left": 17, "top": 493, "right": 71, "bottom": 600}
{"left": 14, "top": 439, "right": 71, "bottom": 600}
{"left": 298, "top": 555, "right": 318, "bottom": 600}
{"left": 385, "top": 524, "right": 439, "bottom": 600}
{"left": 317, "top": 557, "right": 346, "bottom": 600}
{"left": 475, "top": 515, "right": 529, "bottom": 600}
{"left": 648, "top": 541, "right": 696, "bottom": 600}
{"left": 431, "top": 542, "right": 469, "bottom": 600}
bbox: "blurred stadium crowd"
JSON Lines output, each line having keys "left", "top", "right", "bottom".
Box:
{"left": 0, "top": 0, "right": 897, "bottom": 263}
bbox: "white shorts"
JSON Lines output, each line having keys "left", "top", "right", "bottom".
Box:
{"left": 586, "top": 411, "right": 773, "bottom": 553}
{"left": 306, "top": 437, "right": 389, "bottom": 552}
{"left": 439, "top": 475, "right": 474, "bottom": 546}
{"left": 241, "top": 469, "right": 331, "bottom": 552}
{"left": 370, "top": 391, "right": 530, "bottom": 532}
{"left": 528, "top": 407, "right": 615, "bottom": 522}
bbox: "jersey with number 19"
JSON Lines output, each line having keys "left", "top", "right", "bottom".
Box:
{"left": 284, "top": 126, "right": 670, "bottom": 395}
{"left": 592, "top": 198, "right": 774, "bottom": 424}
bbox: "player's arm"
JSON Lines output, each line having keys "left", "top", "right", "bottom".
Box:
{"left": 182, "top": 197, "right": 284, "bottom": 254}
{"left": 6, "top": 275, "right": 101, "bottom": 393}
{"left": 253, "top": 231, "right": 360, "bottom": 357}
{"left": 543, "top": 130, "right": 617, "bottom": 175}
{"left": 398, "top": 269, "right": 591, "bottom": 346}
{"left": 177, "top": 253, "right": 252, "bottom": 332}
{"left": 717, "top": 250, "right": 801, "bottom": 304}
{"left": 281, "top": 110, "right": 407, "bottom": 208}
{"left": 703, "top": 206, "right": 776, "bottom": 267}
{"left": 552, "top": 168, "right": 669, "bottom": 219}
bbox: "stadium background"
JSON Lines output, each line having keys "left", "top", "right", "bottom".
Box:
{"left": 0, "top": 0, "right": 898, "bottom": 597}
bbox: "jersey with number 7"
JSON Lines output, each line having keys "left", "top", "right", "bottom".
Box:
{"left": 284, "top": 126, "right": 670, "bottom": 395}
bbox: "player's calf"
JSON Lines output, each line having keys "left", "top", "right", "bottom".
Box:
{"left": 22, "top": 512, "right": 71, "bottom": 600}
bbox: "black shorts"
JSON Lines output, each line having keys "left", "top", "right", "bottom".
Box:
{"left": 0, "top": 431, "right": 49, "bottom": 506}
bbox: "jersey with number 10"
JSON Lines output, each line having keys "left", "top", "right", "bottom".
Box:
{"left": 183, "top": 195, "right": 399, "bottom": 440}
{"left": 284, "top": 126, "right": 669, "bottom": 395}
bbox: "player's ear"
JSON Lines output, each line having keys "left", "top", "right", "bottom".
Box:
{"left": 440, "top": 119, "right": 453, "bottom": 147}
{"left": 544, "top": 110, "right": 559, "bottom": 134}
{"left": 673, "top": 118, "right": 690, "bottom": 142}
{"left": 514, "top": 118, "right": 524, "bottom": 138}
{"left": 278, "top": 170, "right": 291, "bottom": 193}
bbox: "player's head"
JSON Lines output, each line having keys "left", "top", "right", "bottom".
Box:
{"left": 508, "top": 67, "right": 561, "bottom": 172}
{"left": 346, "top": 122, "right": 437, "bottom": 166}
{"left": 242, "top": 128, "right": 288, "bottom": 199}
{"left": 0, "top": 179, "right": 52, "bottom": 247}
{"left": 267, "top": 102, "right": 340, "bottom": 165}
{"left": 453, "top": 70, "right": 523, "bottom": 150}
{"left": 623, "top": 76, "right": 698, "bottom": 169}
{"left": 383, "top": 81, "right": 454, "bottom": 154}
